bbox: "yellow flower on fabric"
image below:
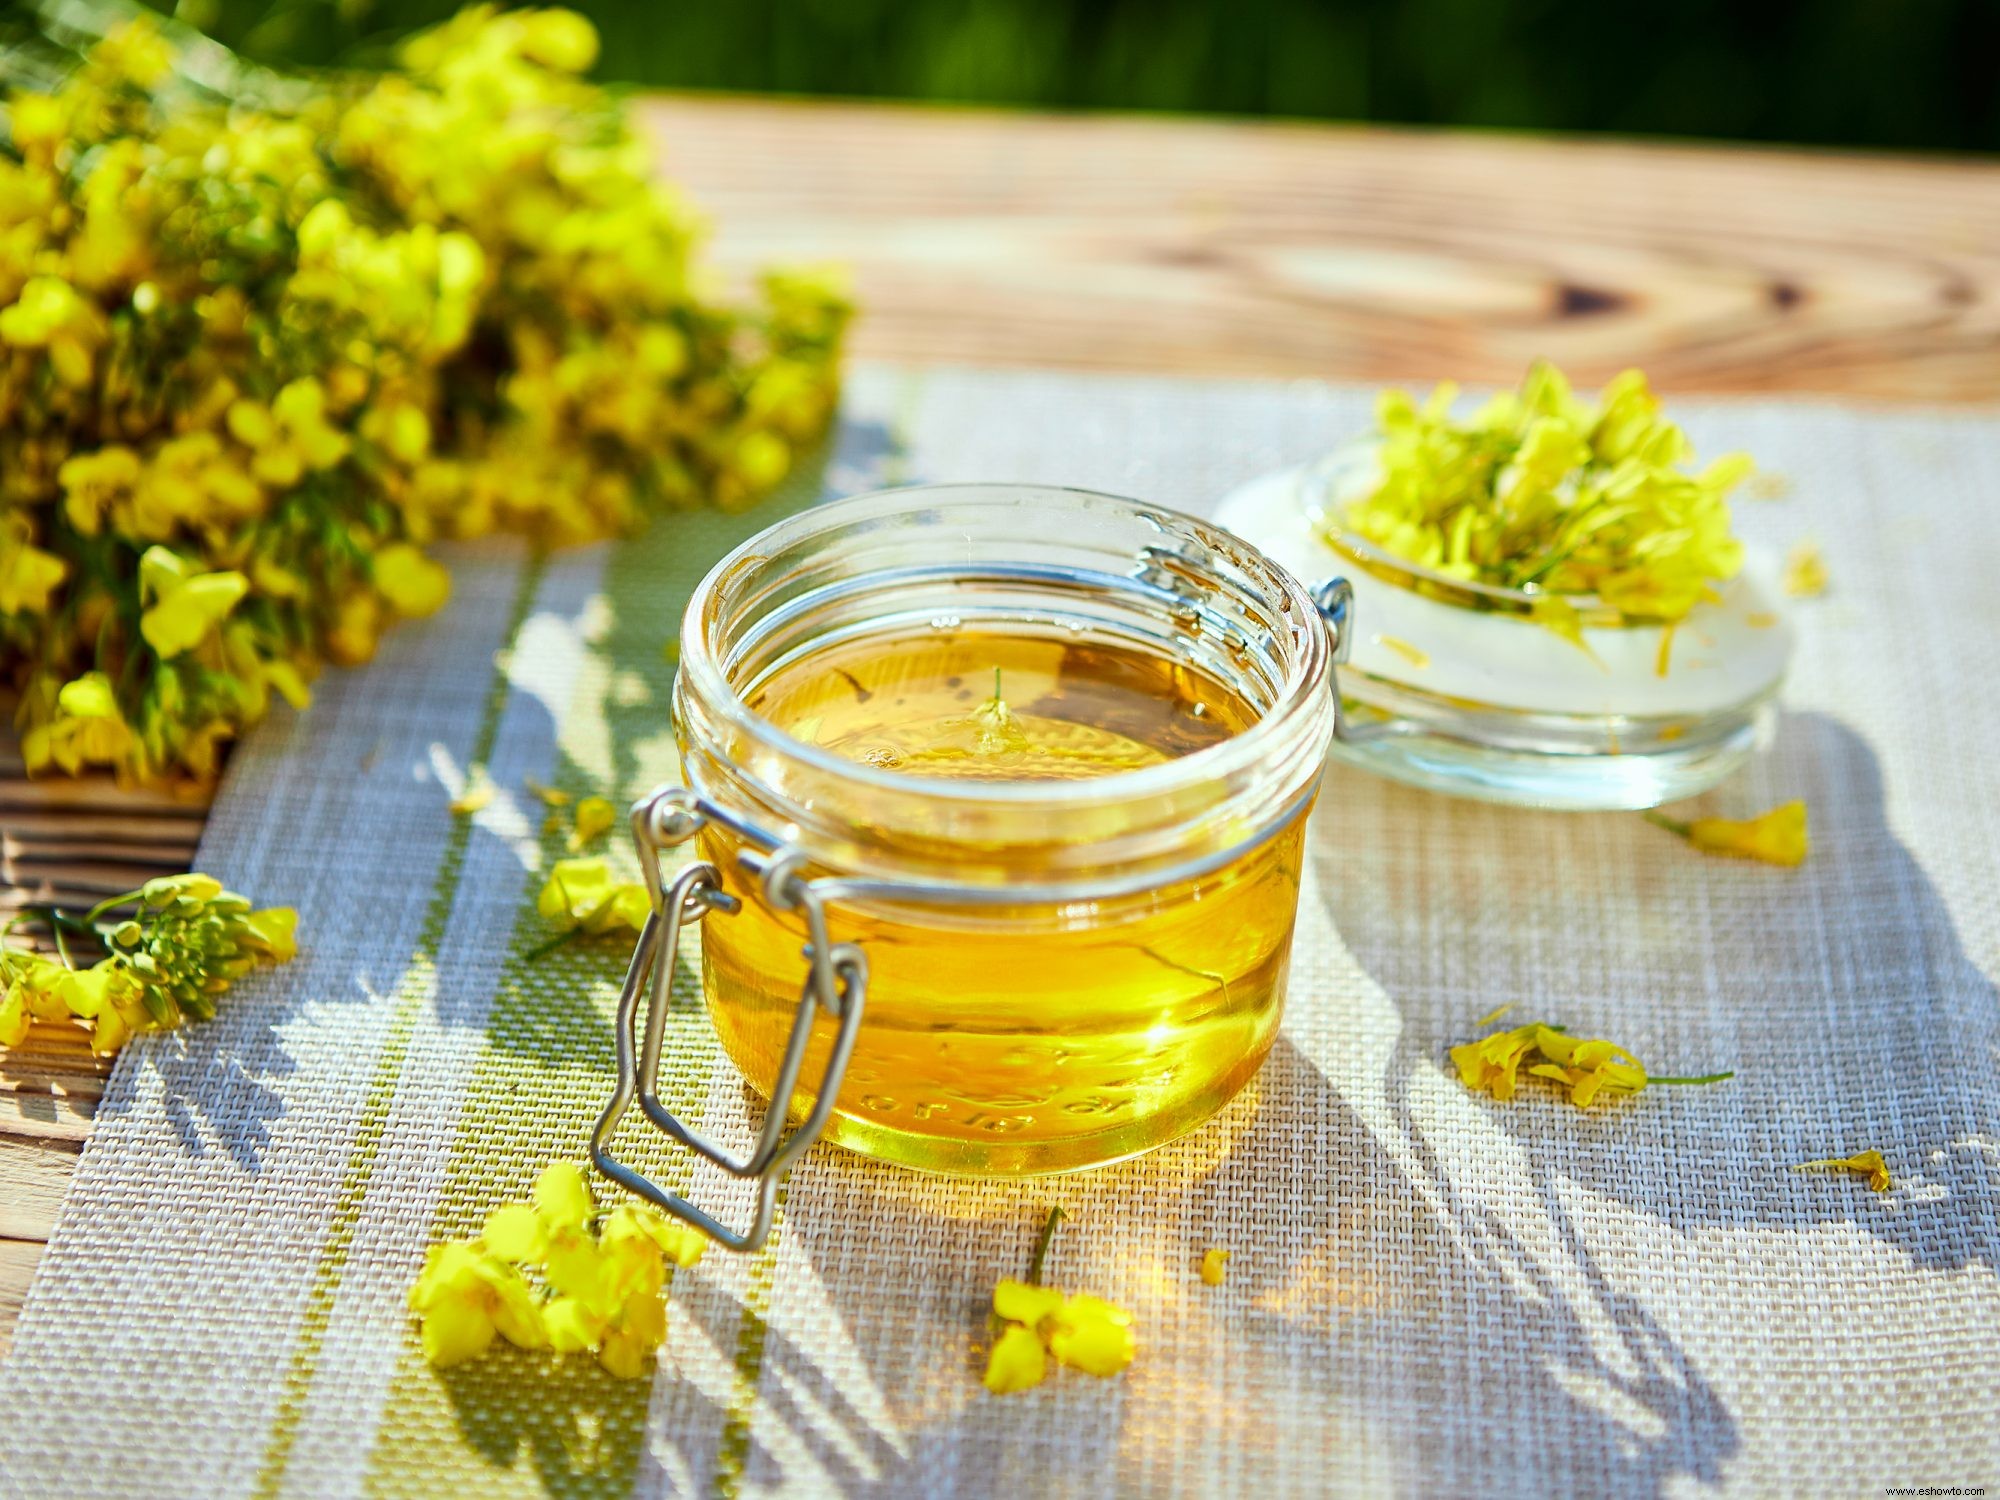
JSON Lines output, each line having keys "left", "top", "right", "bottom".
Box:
{"left": 373, "top": 543, "right": 451, "bottom": 618}
{"left": 408, "top": 1239, "right": 547, "bottom": 1366}
{"left": 1526, "top": 1030, "right": 1648, "bottom": 1108}
{"left": 981, "top": 1208, "right": 1135, "bottom": 1394}
{"left": 0, "top": 516, "right": 69, "bottom": 617}
{"left": 1199, "top": 1249, "right": 1230, "bottom": 1286}
{"left": 448, "top": 775, "right": 493, "bottom": 815}
{"left": 1047, "top": 1294, "right": 1136, "bottom": 1377}
{"left": 1646, "top": 800, "right": 1808, "bottom": 867}
{"left": 982, "top": 1324, "right": 1047, "bottom": 1395}
{"left": 1449, "top": 1024, "right": 1542, "bottom": 1102}
{"left": 243, "top": 907, "right": 300, "bottom": 963}
{"left": 137, "top": 547, "right": 249, "bottom": 658}
{"left": 412, "top": 1160, "right": 701, "bottom": 1378}
{"left": 534, "top": 1161, "right": 596, "bottom": 1231}
{"left": 1453, "top": 1019, "right": 1730, "bottom": 1108}
{"left": 993, "top": 1278, "right": 1066, "bottom": 1327}
{"left": 567, "top": 795, "right": 617, "bottom": 851}
{"left": 1782, "top": 541, "right": 1827, "bottom": 598}
{"left": 1793, "top": 1150, "right": 1891, "bottom": 1193}
{"left": 536, "top": 857, "right": 650, "bottom": 936}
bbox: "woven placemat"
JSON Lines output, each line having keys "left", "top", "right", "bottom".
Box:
{"left": 2, "top": 367, "right": 1996, "bottom": 1498}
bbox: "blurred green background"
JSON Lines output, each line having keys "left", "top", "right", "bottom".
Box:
{"left": 157, "top": 0, "right": 1998, "bottom": 152}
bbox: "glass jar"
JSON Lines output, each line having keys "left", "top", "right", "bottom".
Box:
{"left": 1214, "top": 443, "right": 1794, "bottom": 810}
{"left": 593, "top": 484, "right": 1338, "bottom": 1248}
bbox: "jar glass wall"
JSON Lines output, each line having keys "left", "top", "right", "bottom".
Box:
{"left": 672, "top": 484, "right": 1337, "bottom": 1174}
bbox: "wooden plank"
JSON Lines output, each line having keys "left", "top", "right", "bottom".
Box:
{"left": 643, "top": 97, "right": 2000, "bottom": 403}
{"left": 0, "top": 1135, "right": 81, "bottom": 1240}
{"left": 0, "top": 1238, "right": 43, "bottom": 1358}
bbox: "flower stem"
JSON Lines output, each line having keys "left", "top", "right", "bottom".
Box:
{"left": 1641, "top": 811, "right": 1692, "bottom": 839}
{"left": 524, "top": 925, "right": 584, "bottom": 963}
{"left": 1025, "top": 1205, "right": 1066, "bottom": 1286}
{"left": 1651, "top": 1071, "right": 1735, "bottom": 1086}
{"left": 83, "top": 888, "right": 147, "bottom": 923}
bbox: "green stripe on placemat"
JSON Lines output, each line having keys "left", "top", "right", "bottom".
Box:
{"left": 356, "top": 422, "right": 891, "bottom": 1496}
{"left": 254, "top": 551, "right": 548, "bottom": 1499}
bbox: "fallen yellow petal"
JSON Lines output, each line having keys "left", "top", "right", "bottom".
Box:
{"left": 526, "top": 778, "right": 573, "bottom": 807}
{"left": 1793, "top": 1150, "right": 1891, "bottom": 1193}
{"left": 1048, "top": 1293, "right": 1136, "bottom": 1377}
{"left": 569, "top": 795, "right": 617, "bottom": 852}
{"left": 1782, "top": 541, "right": 1827, "bottom": 598}
{"left": 1199, "top": 1248, "right": 1230, "bottom": 1286}
{"left": 982, "top": 1322, "right": 1047, "bottom": 1395}
{"left": 1646, "top": 800, "right": 1808, "bottom": 867}
{"left": 449, "top": 777, "right": 493, "bottom": 816}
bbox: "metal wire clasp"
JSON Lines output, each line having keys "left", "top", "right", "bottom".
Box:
{"left": 589, "top": 787, "right": 868, "bottom": 1252}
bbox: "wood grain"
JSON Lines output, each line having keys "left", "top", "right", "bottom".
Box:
{"left": 644, "top": 97, "right": 2000, "bottom": 403}
{"left": 4, "top": 96, "right": 1999, "bottom": 1361}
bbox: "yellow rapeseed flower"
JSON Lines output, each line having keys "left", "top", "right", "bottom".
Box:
{"left": 536, "top": 857, "right": 650, "bottom": 936}
{"left": 1646, "top": 800, "right": 1808, "bottom": 867}
{"left": 1199, "top": 1249, "right": 1230, "bottom": 1286}
{"left": 137, "top": 547, "right": 249, "bottom": 659}
{"left": 0, "top": 276, "right": 105, "bottom": 387}
{"left": 981, "top": 1209, "right": 1135, "bottom": 1394}
{"left": 1453, "top": 1020, "right": 1730, "bottom": 1108}
{"left": 448, "top": 774, "right": 493, "bottom": 815}
{"left": 567, "top": 795, "right": 617, "bottom": 851}
{"left": 21, "top": 672, "right": 137, "bottom": 776}
{"left": 0, "top": 516, "right": 69, "bottom": 617}
{"left": 226, "top": 378, "right": 352, "bottom": 489}
{"left": 411, "top": 1161, "right": 705, "bottom": 1378}
{"left": 1793, "top": 1150, "right": 1891, "bottom": 1193}
{"left": 373, "top": 543, "right": 451, "bottom": 618}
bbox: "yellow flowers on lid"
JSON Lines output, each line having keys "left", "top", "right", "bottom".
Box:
{"left": 410, "top": 1162, "right": 707, "bottom": 1378}
{"left": 1451, "top": 1022, "right": 1732, "bottom": 1108}
{"left": 1646, "top": 800, "right": 1808, "bottom": 867}
{"left": 1339, "top": 362, "right": 1752, "bottom": 633}
{"left": 1793, "top": 1150, "right": 1892, "bottom": 1193}
{"left": 981, "top": 1208, "right": 1136, "bottom": 1395}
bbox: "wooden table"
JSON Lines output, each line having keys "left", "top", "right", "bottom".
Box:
{"left": 3, "top": 97, "right": 1997, "bottom": 1356}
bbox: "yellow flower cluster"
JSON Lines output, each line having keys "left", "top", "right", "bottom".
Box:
{"left": 536, "top": 856, "right": 649, "bottom": 938}
{"left": 1452, "top": 1021, "right": 1733, "bottom": 1108}
{"left": 1, "top": 873, "right": 296, "bottom": 1053}
{"left": 410, "top": 1162, "right": 707, "bottom": 1378}
{"left": 1338, "top": 362, "right": 1751, "bottom": 629}
{"left": 1, "top": 10, "right": 849, "bottom": 789}
{"left": 981, "top": 1208, "right": 1136, "bottom": 1395}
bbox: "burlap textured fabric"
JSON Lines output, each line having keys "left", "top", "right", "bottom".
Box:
{"left": 2, "top": 367, "right": 1995, "bottom": 1498}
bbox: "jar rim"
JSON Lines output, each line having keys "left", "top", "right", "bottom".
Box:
{"left": 677, "top": 482, "right": 1334, "bottom": 813}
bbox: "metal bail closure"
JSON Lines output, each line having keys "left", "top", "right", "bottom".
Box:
{"left": 589, "top": 787, "right": 869, "bottom": 1252}
{"left": 1311, "top": 574, "right": 1405, "bottom": 748}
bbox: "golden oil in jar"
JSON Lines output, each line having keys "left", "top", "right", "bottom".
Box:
{"left": 695, "top": 626, "right": 1309, "bottom": 1175}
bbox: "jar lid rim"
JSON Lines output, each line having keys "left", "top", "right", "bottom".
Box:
{"left": 676, "top": 481, "right": 1335, "bottom": 811}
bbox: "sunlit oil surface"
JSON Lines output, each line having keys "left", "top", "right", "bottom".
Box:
{"left": 698, "top": 629, "right": 1307, "bottom": 1174}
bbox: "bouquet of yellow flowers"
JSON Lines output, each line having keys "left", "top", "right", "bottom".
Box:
{"left": 0, "top": 5, "right": 850, "bottom": 790}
